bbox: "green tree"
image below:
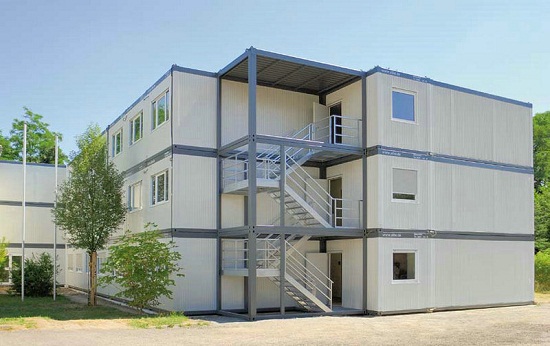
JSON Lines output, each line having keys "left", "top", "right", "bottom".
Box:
{"left": 52, "top": 124, "right": 126, "bottom": 305}
{"left": 10, "top": 253, "right": 58, "bottom": 297}
{"left": 99, "top": 224, "right": 184, "bottom": 312}
{"left": 0, "top": 237, "right": 8, "bottom": 282}
{"left": 535, "top": 186, "right": 550, "bottom": 252}
{"left": 0, "top": 107, "right": 67, "bottom": 164}
{"left": 534, "top": 111, "right": 550, "bottom": 191}
{"left": 534, "top": 111, "right": 550, "bottom": 252}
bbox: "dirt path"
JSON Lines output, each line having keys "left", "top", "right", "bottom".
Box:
{"left": 2, "top": 301, "right": 550, "bottom": 345}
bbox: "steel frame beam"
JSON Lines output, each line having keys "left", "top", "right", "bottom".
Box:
{"left": 216, "top": 75, "right": 222, "bottom": 312}
{"left": 361, "top": 74, "right": 368, "bottom": 312}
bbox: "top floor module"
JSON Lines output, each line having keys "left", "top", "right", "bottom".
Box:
{"left": 106, "top": 47, "right": 533, "bottom": 173}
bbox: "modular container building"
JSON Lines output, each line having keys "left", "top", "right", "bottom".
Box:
{"left": 0, "top": 161, "right": 67, "bottom": 286}
{"left": 66, "top": 47, "right": 534, "bottom": 319}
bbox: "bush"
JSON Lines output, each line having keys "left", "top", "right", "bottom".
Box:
{"left": 535, "top": 250, "right": 550, "bottom": 292}
{"left": 10, "top": 253, "right": 57, "bottom": 297}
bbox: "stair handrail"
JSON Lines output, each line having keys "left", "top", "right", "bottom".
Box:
{"left": 285, "top": 240, "right": 333, "bottom": 308}
{"left": 285, "top": 155, "right": 333, "bottom": 223}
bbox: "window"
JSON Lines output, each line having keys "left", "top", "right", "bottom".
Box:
{"left": 128, "top": 181, "right": 142, "bottom": 211}
{"left": 130, "top": 112, "right": 143, "bottom": 144}
{"left": 151, "top": 170, "right": 169, "bottom": 205}
{"left": 112, "top": 129, "right": 123, "bottom": 156}
{"left": 152, "top": 91, "right": 170, "bottom": 129}
{"left": 84, "top": 253, "right": 89, "bottom": 273}
{"left": 392, "top": 90, "right": 415, "bottom": 122}
{"left": 68, "top": 254, "right": 74, "bottom": 271}
{"left": 75, "top": 254, "right": 83, "bottom": 273}
{"left": 1, "top": 255, "right": 21, "bottom": 283}
{"left": 97, "top": 254, "right": 106, "bottom": 276}
{"left": 393, "top": 252, "right": 416, "bottom": 281}
{"left": 392, "top": 168, "right": 417, "bottom": 201}
{"left": 0, "top": 255, "right": 8, "bottom": 282}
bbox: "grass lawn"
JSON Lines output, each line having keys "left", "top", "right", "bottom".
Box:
{"left": 0, "top": 294, "right": 203, "bottom": 330}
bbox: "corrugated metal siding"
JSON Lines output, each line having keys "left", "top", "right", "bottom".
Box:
{"left": 172, "top": 155, "right": 216, "bottom": 229}
{"left": 221, "top": 194, "right": 244, "bottom": 228}
{"left": 433, "top": 239, "right": 533, "bottom": 308}
{"left": 172, "top": 71, "right": 217, "bottom": 148}
{"left": 110, "top": 76, "right": 172, "bottom": 171}
{"left": 222, "top": 80, "right": 318, "bottom": 146}
{"left": 378, "top": 155, "right": 533, "bottom": 234}
{"left": 169, "top": 238, "right": 217, "bottom": 311}
{"left": 373, "top": 73, "right": 532, "bottom": 167}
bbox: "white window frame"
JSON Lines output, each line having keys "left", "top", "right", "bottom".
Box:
{"left": 75, "top": 253, "right": 83, "bottom": 273}
{"left": 112, "top": 129, "right": 123, "bottom": 157}
{"left": 129, "top": 111, "right": 144, "bottom": 145}
{"left": 152, "top": 90, "right": 170, "bottom": 130}
{"left": 128, "top": 181, "right": 143, "bottom": 212}
{"left": 151, "top": 170, "right": 169, "bottom": 206}
{"left": 391, "top": 168, "right": 418, "bottom": 203}
{"left": 67, "top": 254, "right": 74, "bottom": 271}
{"left": 391, "top": 250, "right": 418, "bottom": 284}
{"left": 97, "top": 252, "right": 106, "bottom": 277}
{"left": 1, "top": 254, "right": 22, "bottom": 284}
{"left": 391, "top": 88, "right": 417, "bottom": 124}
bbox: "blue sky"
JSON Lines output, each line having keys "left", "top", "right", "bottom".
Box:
{"left": 0, "top": 0, "right": 548, "bottom": 154}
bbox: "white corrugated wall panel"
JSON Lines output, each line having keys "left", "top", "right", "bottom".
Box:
{"left": 110, "top": 76, "right": 172, "bottom": 171}
{"left": 433, "top": 240, "right": 534, "bottom": 307}
{"left": 377, "top": 238, "right": 432, "bottom": 312}
{"left": 493, "top": 102, "right": 533, "bottom": 166}
{"left": 172, "top": 155, "right": 216, "bottom": 229}
{"left": 122, "top": 157, "right": 172, "bottom": 233}
{"left": 222, "top": 80, "right": 318, "bottom": 146}
{"left": 169, "top": 238, "right": 217, "bottom": 311}
{"left": 172, "top": 71, "right": 217, "bottom": 148}
{"left": 376, "top": 74, "right": 430, "bottom": 151}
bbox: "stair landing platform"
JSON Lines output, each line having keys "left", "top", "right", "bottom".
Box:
{"left": 223, "top": 179, "right": 279, "bottom": 195}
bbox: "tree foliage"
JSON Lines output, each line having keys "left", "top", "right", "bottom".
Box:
{"left": 0, "top": 237, "right": 8, "bottom": 280}
{"left": 52, "top": 123, "right": 126, "bottom": 305}
{"left": 535, "top": 250, "right": 550, "bottom": 292}
{"left": 0, "top": 107, "right": 67, "bottom": 164}
{"left": 10, "top": 253, "right": 58, "bottom": 297}
{"left": 99, "top": 224, "right": 184, "bottom": 312}
{"left": 534, "top": 111, "right": 550, "bottom": 252}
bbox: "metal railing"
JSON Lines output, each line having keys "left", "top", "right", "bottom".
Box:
{"left": 312, "top": 115, "right": 362, "bottom": 147}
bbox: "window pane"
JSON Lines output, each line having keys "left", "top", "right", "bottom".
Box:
{"left": 392, "top": 91, "right": 415, "bottom": 121}
{"left": 165, "top": 171, "right": 169, "bottom": 201}
{"left": 393, "top": 168, "right": 417, "bottom": 198}
{"left": 157, "top": 173, "right": 165, "bottom": 202}
{"left": 157, "top": 95, "right": 166, "bottom": 125}
{"left": 152, "top": 177, "right": 156, "bottom": 204}
{"left": 393, "top": 252, "right": 416, "bottom": 280}
{"left": 135, "top": 115, "right": 142, "bottom": 141}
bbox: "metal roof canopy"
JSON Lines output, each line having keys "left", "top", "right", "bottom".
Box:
{"left": 219, "top": 48, "right": 364, "bottom": 96}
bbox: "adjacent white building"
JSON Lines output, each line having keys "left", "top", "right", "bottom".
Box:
{"left": 66, "top": 47, "right": 534, "bottom": 320}
{"left": 0, "top": 161, "right": 67, "bottom": 285}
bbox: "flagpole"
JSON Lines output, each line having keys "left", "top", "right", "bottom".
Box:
{"left": 53, "top": 136, "right": 58, "bottom": 300}
{"left": 22, "top": 123, "right": 26, "bottom": 302}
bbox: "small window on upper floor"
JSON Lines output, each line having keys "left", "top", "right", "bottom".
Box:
{"left": 112, "top": 129, "right": 123, "bottom": 157}
{"left": 130, "top": 111, "right": 143, "bottom": 145}
{"left": 128, "top": 181, "right": 142, "bottom": 211}
{"left": 392, "top": 168, "right": 417, "bottom": 201}
{"left": 392, "top": 90, "right": 415, "bottom": 122}
{"left": 151, "top": 170, "right": 169, "bottom": 206}
{"left": 152, "top": 91, "right": 170, "bottom": 130}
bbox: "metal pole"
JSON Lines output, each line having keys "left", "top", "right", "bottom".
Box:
{"left": 22, "top": 123, "right": 26, "bottom": 301}
{"left": 53, "top": 136, "right": 58, "bottom": 300}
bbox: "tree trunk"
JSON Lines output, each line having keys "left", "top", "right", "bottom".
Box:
{"left": 89, "top": 251, "right": 97, "bottom": 306}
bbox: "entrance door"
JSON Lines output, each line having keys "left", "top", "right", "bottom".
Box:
{"left": 329, "top": 177, "right": 343, "bottom": 227}
{"left": 329, "top": 103, "right": 342, "bottom": 144}
{"left": 329, "top": 253, "right": 343, "bottom": 305}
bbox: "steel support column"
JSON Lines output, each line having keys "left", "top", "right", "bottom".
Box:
{"left": 361, "top": 74, "right": 368, "bottom": 312}
{"left": 279, "top": 145, "right": 286, "bottom": 315}
{"left": 247, "top": 48, "right": 258, "bottom": 321}
{"left": 216, "top": 75, "right": 222, "bottom": 312}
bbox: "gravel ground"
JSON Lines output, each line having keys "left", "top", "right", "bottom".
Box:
{"left": 2, "top": 300, "right": 550, "bottom": 346}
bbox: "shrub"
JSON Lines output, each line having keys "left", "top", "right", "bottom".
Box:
{"left": 535, "top": 250, "right": 550, "bottom": 292}
{"left": 10, "top": 253, "right": 57, "bottom": 297}
{"left": 100, "top": 224, "right": 184, "bottom": 312}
